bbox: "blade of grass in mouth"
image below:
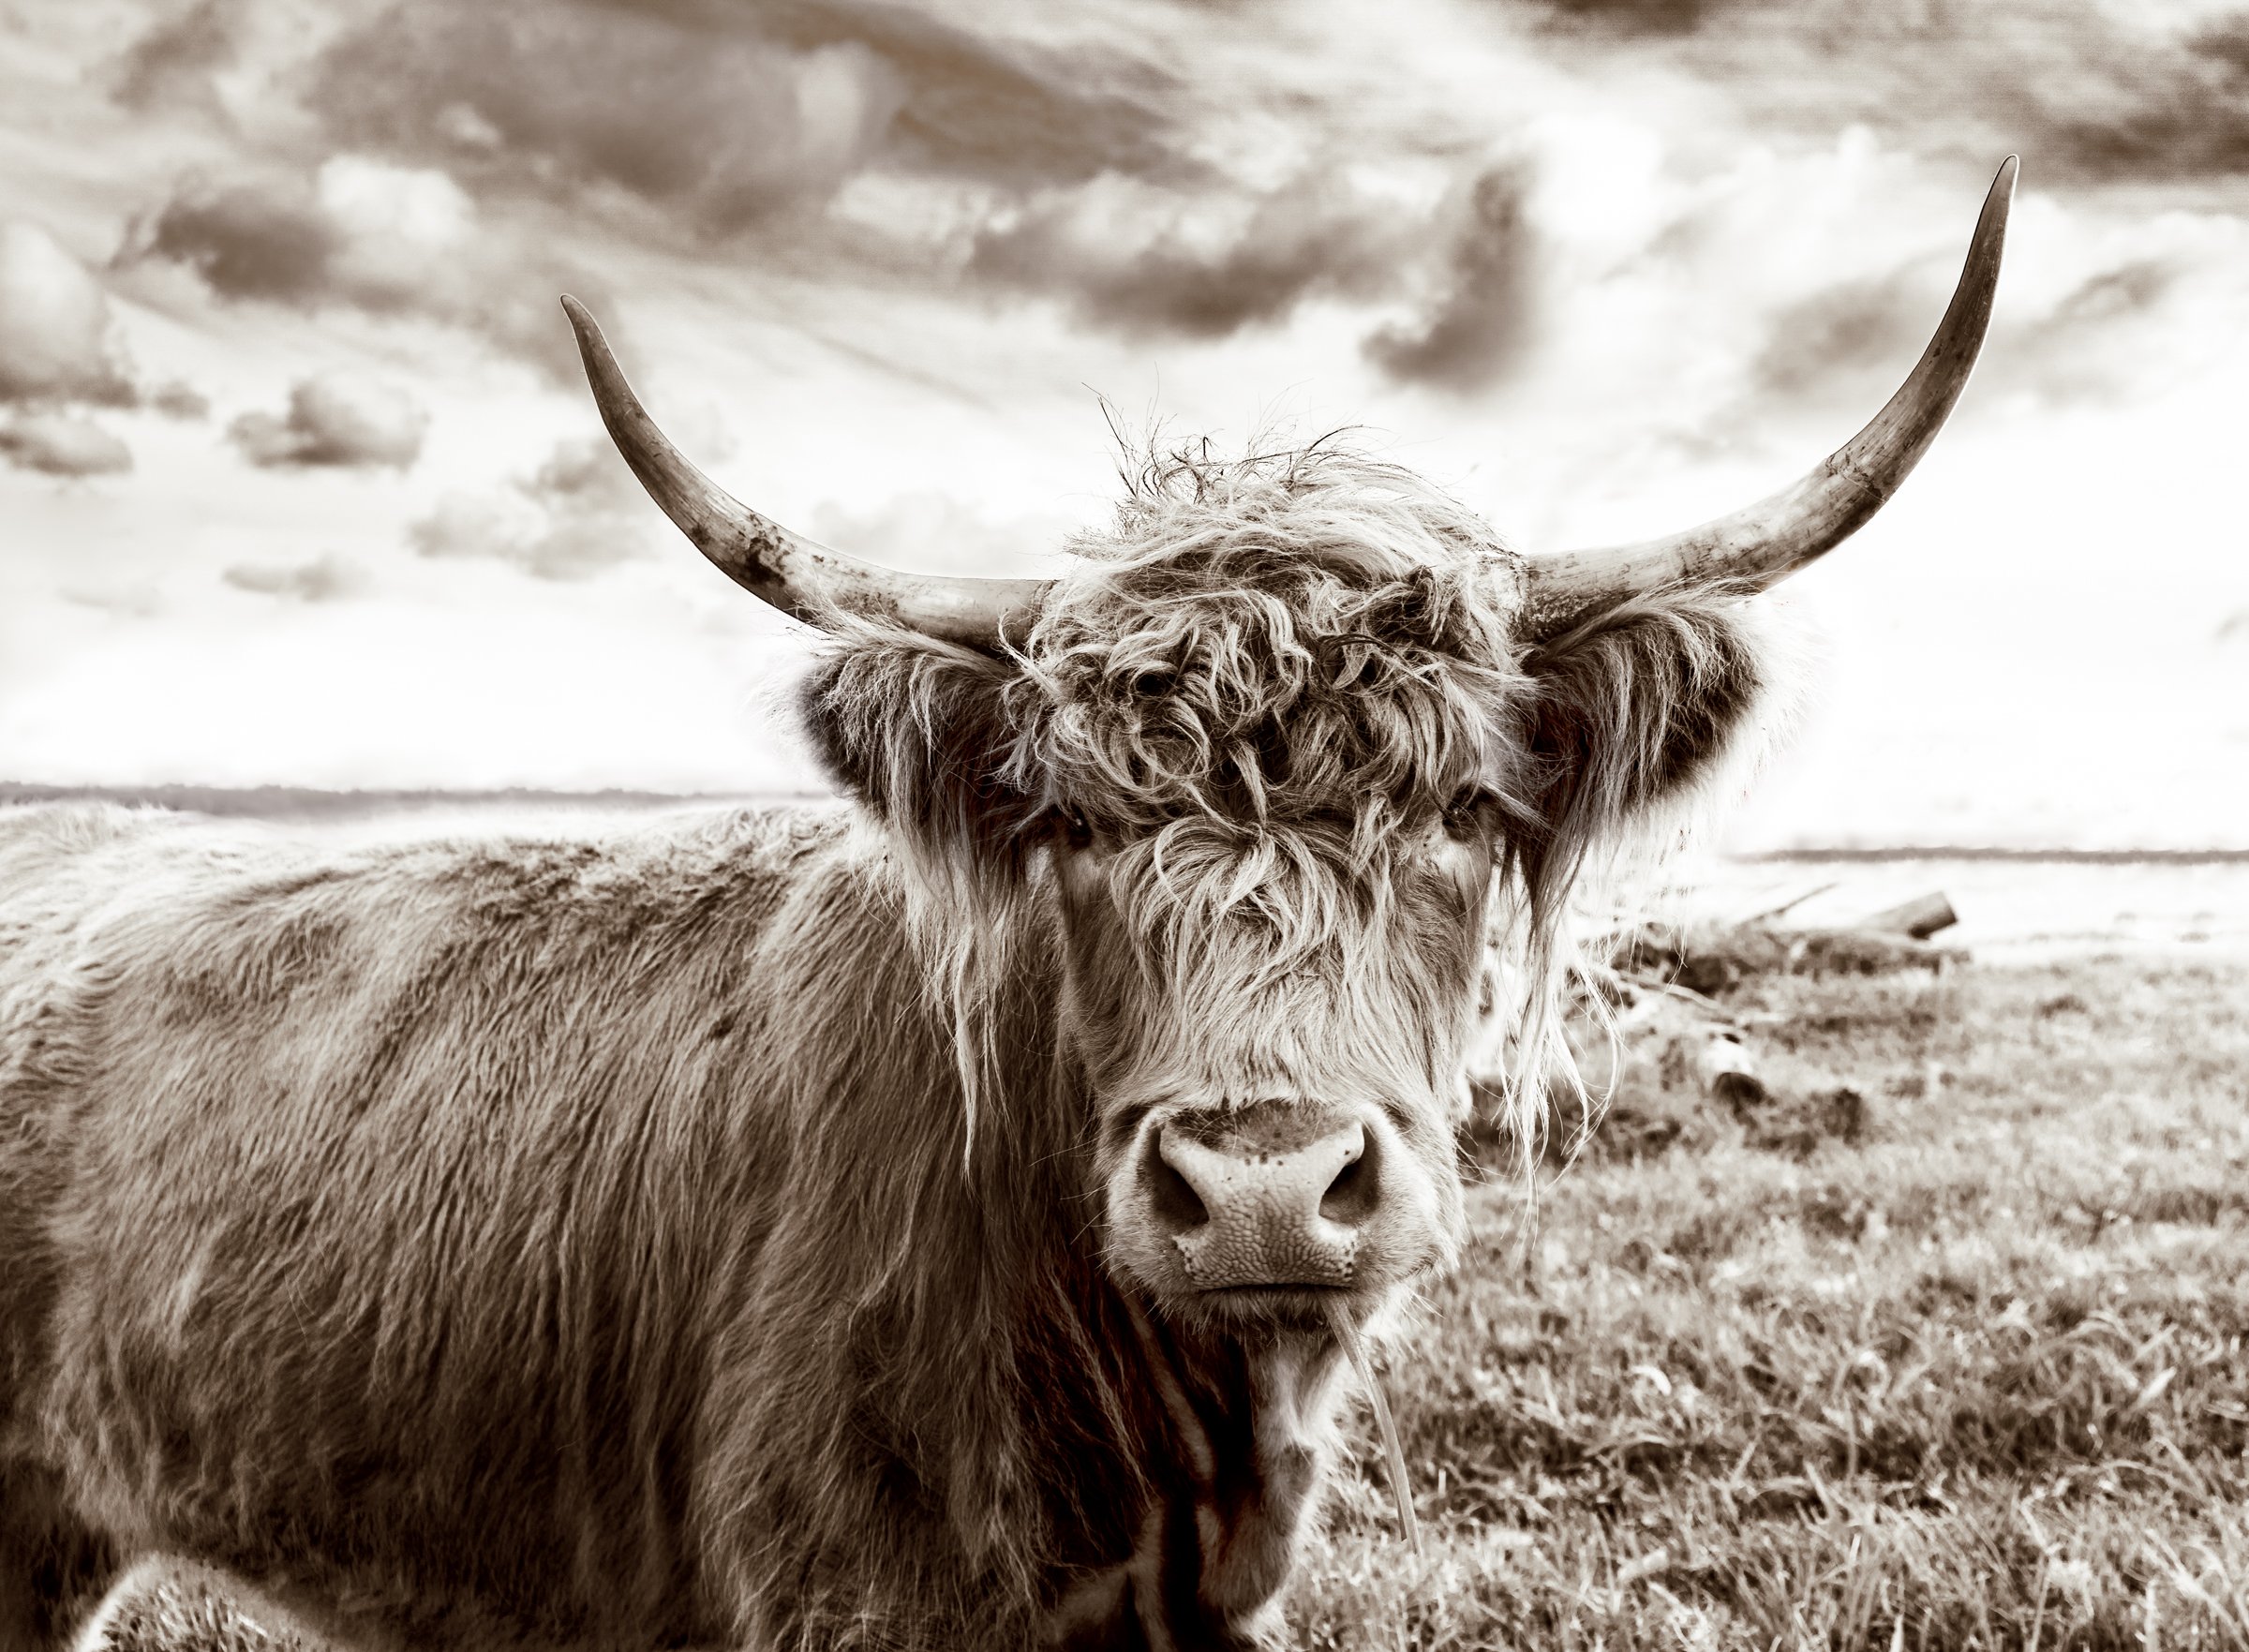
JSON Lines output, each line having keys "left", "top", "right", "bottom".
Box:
{"left": 1328, "top": 1302, "right": 1422, "bottom": 1556}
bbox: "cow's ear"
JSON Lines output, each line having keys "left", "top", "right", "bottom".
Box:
{"left": 797, "top": 629, "right": 1043, "bottom": 876}
{"left": 1508, "top": 593, "right": 1770, "bottom": 888}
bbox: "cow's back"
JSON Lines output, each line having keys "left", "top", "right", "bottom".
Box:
{"left": 0, "top": 801, "right": 853, "bottom": 1645}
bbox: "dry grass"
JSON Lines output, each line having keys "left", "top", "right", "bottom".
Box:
{"left": 1295, "top": 957, "right": 2249, "bottom": 1651}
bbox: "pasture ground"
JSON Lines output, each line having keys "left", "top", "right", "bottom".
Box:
{"left": 1296, "top": 956, "right": 2249, "bottom": 1651}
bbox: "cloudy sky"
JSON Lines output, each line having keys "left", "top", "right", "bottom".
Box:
{"left": 2, "top": 0, "right": 2245, "bottom": 849}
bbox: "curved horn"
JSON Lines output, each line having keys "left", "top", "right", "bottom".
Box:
{"left": 1521, "top": 156, "right": 2017, "bottom": 641}
{"left": 562, "top": 296, "right": 1048, "bottom": 647}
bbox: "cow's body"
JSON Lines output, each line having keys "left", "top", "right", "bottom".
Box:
{"left": 0, "top": 799, "right": 1348, "bottom": 1648}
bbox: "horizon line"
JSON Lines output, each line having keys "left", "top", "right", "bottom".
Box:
{"left": 7, "top": 782, "right": 2248, "bottom": 863}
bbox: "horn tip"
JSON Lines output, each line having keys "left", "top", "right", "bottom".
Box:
{"left": 559, "top": 296, "right": 613, "bottom": 383}
{"left": 1992, "top": 155, "right": 2019, "bottom": 195}
{"left": 562, "top": 296, "right": 617, "bottom": 360}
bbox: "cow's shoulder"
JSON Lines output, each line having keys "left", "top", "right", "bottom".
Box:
{"left": 0, "top": 803, "right": 211, "bottom": 1005}
{"left": 0, "top": 799, "right": 185, "bottom": 892}
{"left": 0, "top": 800, "right": 860, "bottom": 1060}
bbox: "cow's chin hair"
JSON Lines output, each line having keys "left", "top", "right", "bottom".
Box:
{"left": 1112, "top": 1265, "right": 1412, "bottom": 1342}
{"left": 1162, "top": 1283, "right": 1372, "bottom": 1337}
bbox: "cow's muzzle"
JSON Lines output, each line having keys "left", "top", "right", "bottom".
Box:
{"left": 1139, "top": 1100, "right": 1396, "bottom": 1291}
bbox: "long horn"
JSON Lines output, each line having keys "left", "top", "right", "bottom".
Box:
{"left": 1521, "top": 156, "right": 2017, "bottom": 641}
{"left": 562, "top": 296, "right": 1048, "bottom": 647}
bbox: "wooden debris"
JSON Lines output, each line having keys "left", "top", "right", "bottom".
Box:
{"left": 1861, "top": 890, "right": 1959, "bottom": 940}
{"left": 1604, "top": 887, "right": 1968, "bottom": 998}
{"left": 1475, "top": 882, "right": 1969, "bottom": 1163}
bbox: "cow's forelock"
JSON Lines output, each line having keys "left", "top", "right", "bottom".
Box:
{"left": 1055, "top": 822, "right": 1488, "bottom": 1104}
{"left": 1001, "top": 442, "right": 1529, "bottom": 850}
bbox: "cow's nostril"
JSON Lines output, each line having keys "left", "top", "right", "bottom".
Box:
{"left": 1144, "top": 1109, "right": 1382, "bottom": 1290}
{"left": 1318, "top": 1128, "right": 1379, "bottom": 1227}
{"left": 1146, "top": 1135, "right": 1210, "bottom": 1235}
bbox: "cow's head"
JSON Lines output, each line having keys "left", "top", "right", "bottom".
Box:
{"left": 566, "top": 163, "right": 2012, "bottom": 1340}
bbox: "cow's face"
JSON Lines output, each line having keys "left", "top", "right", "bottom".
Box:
{"left": 801, "top": 449, "right": 1767, "bottom": 1334}
{"left": 1022, "top": 525, "right": 1512, "bottom": 1327}
{"left": 1050, "top": 787, "right": 1486, "bottom": 1327}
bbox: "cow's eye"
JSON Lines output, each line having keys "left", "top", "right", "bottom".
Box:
{"left": 1058, "top": 809, "right": 1095, "bottom": 852}
{"left": 1441, "top": 787, "right": 1488, "bottom": 841}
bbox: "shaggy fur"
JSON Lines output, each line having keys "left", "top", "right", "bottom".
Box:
{"left": 1, "top": 442, "right": 1771, "bottom": 1650}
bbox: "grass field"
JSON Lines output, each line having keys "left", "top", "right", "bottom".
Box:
{"left": 1295, "top": 957, "right": 2249, "bottom": 1651}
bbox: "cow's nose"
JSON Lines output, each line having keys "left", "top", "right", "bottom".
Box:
{"left": 1148, "top": 1106, "right": 1376, "bottom": 1288}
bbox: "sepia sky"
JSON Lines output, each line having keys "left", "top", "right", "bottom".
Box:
{"left": 2, "top": 0, "right": 2246, "bottom": 848}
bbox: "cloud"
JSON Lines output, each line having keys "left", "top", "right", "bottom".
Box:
{"left": 2041, "top": 260, "right": 2178, "bottom": 330}
{"left": 150, "top": 380, "right": 213, "bottom": 420}
{"left": 305, "top": 0, "right": 1179, "bottom": 239}
{"left": 0, "top": 412, "right": 134, "bottom": 476}
{"left": 752, "top": 0, "right": 1181, "bottom": 189}
{"left": 221, "top": 553, "right": 367, "bottom": 602}
{"left": 1752, "top": 231, "right": 2201, "bottom": 418}
{"left": 1363, "top": 166, "right": 1538, "bottom": 391}
{"left": 0, "top": 222, "right": 139, "bottom": 407}
{"left": 106, "top": 0, "right": 246, "bottom": 115}
{"left": 808, "top": 489, "right": 1079, "bottom": 576}
{"left": 2022, "top": 15, "right": 2249, "bottom": 184}
{"left": 124, "top": 156, "right": 612, "bottom": 379}
{"left": 1523, "top": 1, "right": 2249, "bottom": 188}
{"left": 1525, "top": 0, "right": 1726, "bottom": 37}
{"left": 410, "top": 437, "right": 658, "bottom": 580}
{"left": 310, "top": 3, "right": 893, "bottom": 235}
{"left": 1981, "top": 256, "right": 2192, "bottom": 406}
{"left": 133, "top": 171, "right": 339, "bottom": 304}
{"left": 1751, "top": 264, "right": 1933, "bottom": 403}
{"left": 229, "top": 372, "right": 428, "bottom": 469}
{"left": 967, "top": 171, "right": 1410, "bottom": 339}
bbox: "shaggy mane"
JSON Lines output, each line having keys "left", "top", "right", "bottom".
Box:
{"left": 804, "top": 436, "right": 1771, "bottom": 1174}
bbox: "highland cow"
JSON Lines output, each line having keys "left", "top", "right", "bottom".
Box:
{"left": 0, "top": 162, "right": 2014, "bottom": 1651}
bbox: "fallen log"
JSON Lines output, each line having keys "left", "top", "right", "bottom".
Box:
{"left": 1604, "top": 887, "right": 1967, "bottom": 997}
{"left": 1860, "top": 890, "right": 1959, "bottom": 940}
{"left": 1785, "top": 926, "right": 1967, "bottom": 978}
